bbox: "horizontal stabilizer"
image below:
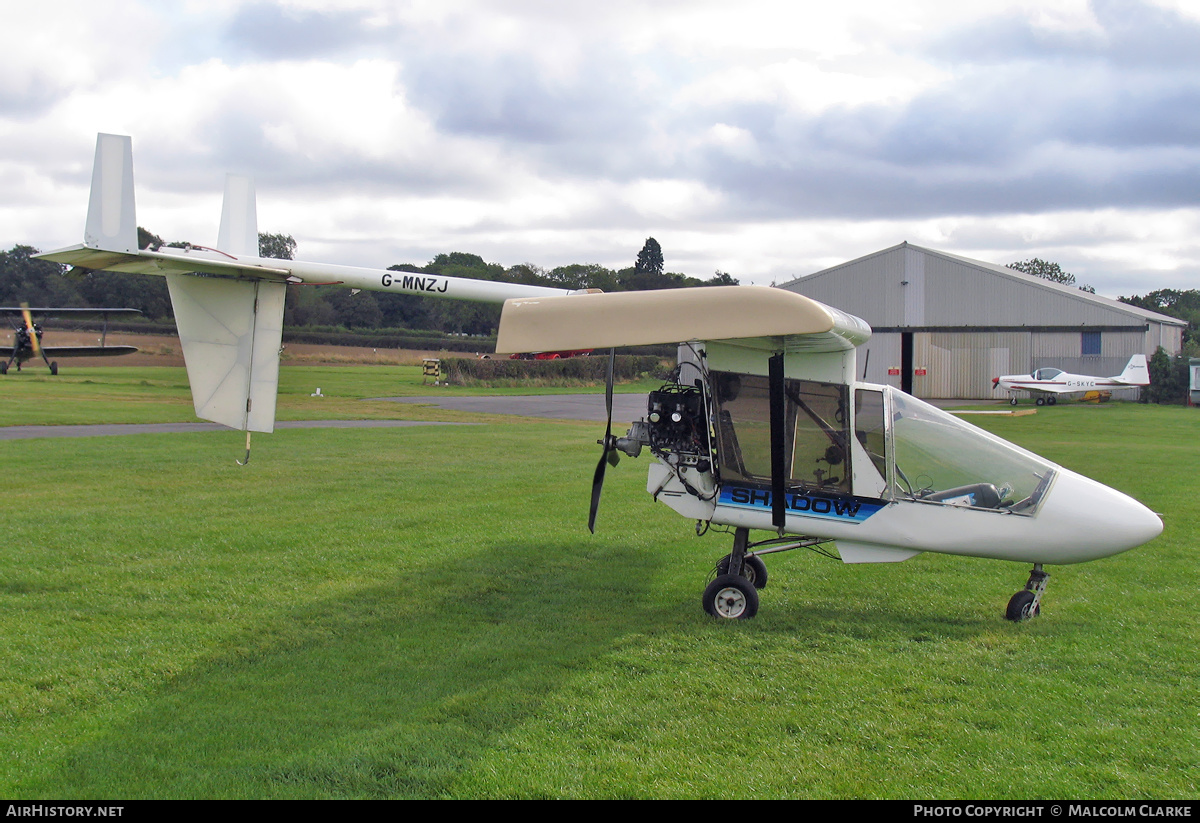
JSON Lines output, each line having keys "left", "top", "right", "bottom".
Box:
{"left": 166, "top": 274, "right": 285, "bottom": 432}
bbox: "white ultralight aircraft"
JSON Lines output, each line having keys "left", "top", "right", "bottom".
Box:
{"left": 993, "top": 355, "right": 1150, "bottom": 406}
{"left": 36, "top": 135, "right": 1163, "bottom": 622}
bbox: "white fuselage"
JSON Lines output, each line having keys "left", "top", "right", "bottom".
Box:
{"left": 644, "top": 372, "right": 1162, "bottom": 567}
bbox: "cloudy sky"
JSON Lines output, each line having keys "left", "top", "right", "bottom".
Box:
{"left": 3, "top": 0, "right": 1199, "bottom": 297}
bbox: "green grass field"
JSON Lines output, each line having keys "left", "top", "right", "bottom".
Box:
{"left": 1, "top": 369, "right": 1196, "bottom": 798}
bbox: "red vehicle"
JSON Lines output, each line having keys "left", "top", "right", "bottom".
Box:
{"left": 508, "top": 349, "right": 593, "bottom": 360}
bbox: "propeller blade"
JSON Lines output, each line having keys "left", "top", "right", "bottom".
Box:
{"left": 588, "top": 349, "right": 618, "bottom": 534}
{"left": 588, "top": 451, "right": 607, "bottom": 534}
{"left": 20, "top": 303, "right": 41, "bottom": 358}
{"left": 605, "top": 348, "right": 614, "bottom": 427}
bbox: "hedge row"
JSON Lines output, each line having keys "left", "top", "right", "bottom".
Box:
{"left": 281, "top": 328, "right": 492, "bottom": 352}
{"left": 66, "top": 320, "right": 677, "bottom": 358}
{"left": 440, "top": 354, "right": 669, "bottom": 385}
{"left": 67, "top": 320, "right": 495, "bottom": 353}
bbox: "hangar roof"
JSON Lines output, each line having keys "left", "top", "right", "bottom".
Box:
{"left": 780, "top": 242, "right": 1184, "bottom": 330}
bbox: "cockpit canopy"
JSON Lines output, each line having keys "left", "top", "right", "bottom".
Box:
{"left": 880, "top": 387, "right": 1056, "bottom": 513}
{"left": 708, "top": 373, "right": 1056, "bottom": 516}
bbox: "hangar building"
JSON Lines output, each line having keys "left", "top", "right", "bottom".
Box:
{"left": 780, "top": 242, "right": 1185, "bottom": 400}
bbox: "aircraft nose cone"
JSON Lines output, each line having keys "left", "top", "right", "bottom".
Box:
{"left": 1041, "top": 471, "right": 1162, "bottom": 562}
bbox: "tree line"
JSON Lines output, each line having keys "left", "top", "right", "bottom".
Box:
{"left": 1116, "top": 287, "right": 1200, "bottom": 404}
{"left": 1, "top": 235, "right": 736, "bottom": 337}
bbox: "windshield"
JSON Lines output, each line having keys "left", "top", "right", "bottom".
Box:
{"left": 886, "top": 387, "right": 1056, "bottom": 514}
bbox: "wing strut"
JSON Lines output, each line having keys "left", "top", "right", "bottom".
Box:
{"left": 768, "top": 352, "right": 787, "bottom": 533}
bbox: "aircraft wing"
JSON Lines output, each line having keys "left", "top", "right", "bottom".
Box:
{"left": 39, "top": 345, "right": 139, "bottom": 358}
{"left": 495, "top": 286, "right": 871, "bottom": 354}
{"left": 0, "top": 307, "right": 142, "bottom": 317}
{"left": 1001, "top": 382, "right": 1074, "bottom": 395}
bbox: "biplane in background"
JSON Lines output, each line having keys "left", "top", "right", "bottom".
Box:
{"left": 34, "top": 134, "right": 1163, "bottom": 622}
{"left": 1, "top": 305, "right": 140, "bottom": 374}
{"left": 993, "top": 354, "right": 1150, "bottom": 406}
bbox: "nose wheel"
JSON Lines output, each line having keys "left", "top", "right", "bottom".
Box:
{"left": 1006, "top": 565, "right": 1049, "bottom": 621}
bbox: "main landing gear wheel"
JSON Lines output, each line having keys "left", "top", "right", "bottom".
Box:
{"left": 702, "top": 574, "right": 759, "bottom": 619}
{"left": 49, "top": 362, "right": 58, "bottom": 375}
{"left": 716, "top": 553, "right": 768, "bottom": 589}
{"left": 1047, "top": 396, "right": 1056, "bottom": 405}
{"left": 1035, "top": 397, "right": 1046, "bottom": 406}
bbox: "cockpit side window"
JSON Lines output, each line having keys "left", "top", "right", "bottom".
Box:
{"left": 712, "top": 371, "right": 851, "bottom": 494}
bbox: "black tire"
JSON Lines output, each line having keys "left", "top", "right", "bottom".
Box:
{"left": 1035, "top": 397, "right": 1045, "bottom": 406}
{"left": 1047, "top": 396, "right": 1056, "bottom": 406}
{"left": 702, "top": 574, "right": 759, "bottom": 619}
{"left": 1009, "top": 397, "right": 1017, "bottom": 406}
{"left": 0, "top": 362, "right": 7, "bottom": 375}
{"left": 716, "top": 554, "right": 768, "bottom": 589}
{"left": 1005, "top": 590, "right": 1040, "bottom": 622}
{"left": 49, "top": 362, "right": 58, "bottom": 375}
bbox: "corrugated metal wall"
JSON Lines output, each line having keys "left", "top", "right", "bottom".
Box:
{"left": 912, "top": 332, "right": 1031, "bottom": 399}
{"left": 788, "top": 247, "right": 909, "bottom": 326}
{"left": 857, "top": 333, "right": 903, "bottom": 388}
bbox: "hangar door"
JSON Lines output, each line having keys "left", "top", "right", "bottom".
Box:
{"left": 911, "top": 332, "right": 1031, "bottom": 399}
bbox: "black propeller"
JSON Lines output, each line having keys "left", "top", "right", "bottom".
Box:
{"left": 588, "top": 349, "right": 618, "bottom": 534}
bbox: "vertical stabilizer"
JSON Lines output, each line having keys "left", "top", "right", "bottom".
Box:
{"left": 217, "top": 175, "right": 259, "bottom": 256}
{"left": 1118, "top": 354, "right": 1150, "bottom": 386}
{"left": 84, "top": 134, "right": 138, "bottom": 253}
{"left": 165, "top": 273, "right": 286, "bottom": 432}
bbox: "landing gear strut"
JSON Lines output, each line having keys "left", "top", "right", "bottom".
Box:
{"left": 701, "top": 528, "right": 829, "bottom": 619}
{"left": 1006, "top": 564, "right": 1049, "bottom": 622}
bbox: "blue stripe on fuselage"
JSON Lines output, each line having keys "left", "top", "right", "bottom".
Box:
{"left": 718, "top": 485, "right": 885, "bottom": 523}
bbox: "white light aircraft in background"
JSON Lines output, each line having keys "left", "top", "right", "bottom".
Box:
{"left": 35, "top": 135, "right": 1163, "bottom": 622}
{"left": 993, "top": 355, "right": 1150, "bottom": 406}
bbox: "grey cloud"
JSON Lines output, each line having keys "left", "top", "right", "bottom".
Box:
{"left": 661, "top": 5, "right": 1200, "bottom": 221}
{"left": 143, "top": 0, "right": 1200, "bottom": 233}
{"left": 223, "top": 3, "right": 386, "bottom": 60}
{"left": 929, "top": 0, "right": 1200, "bottom": 70}
{"left": 401, "top": 51, "right": 659, "bottom": 182}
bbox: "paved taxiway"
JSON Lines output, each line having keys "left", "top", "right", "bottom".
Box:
{"left": 0, "top": 394, "right": 648, "bottom": 440}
